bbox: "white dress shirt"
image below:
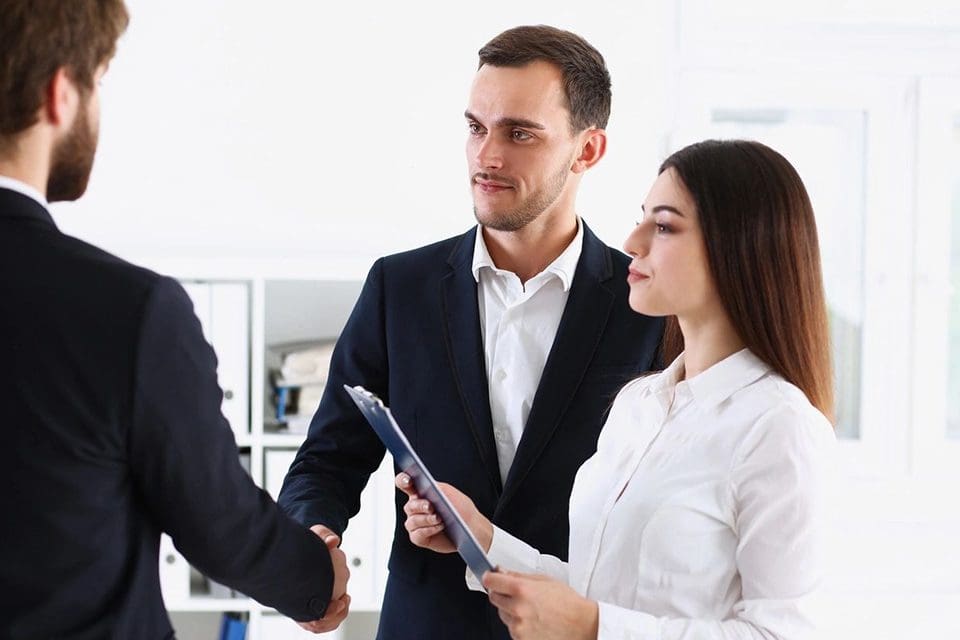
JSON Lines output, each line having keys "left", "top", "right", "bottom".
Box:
{"left": 0, "top": 175, "right": 48, "bottom": 208}
{"left": 472, "top": 218, "right": 583, "bottom": 484}
{"left": 475, "top": 348, "right": 836, "bottom": 640}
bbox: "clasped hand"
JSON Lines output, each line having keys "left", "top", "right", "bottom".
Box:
{"left": 297, "top": 524, "right": 352, "bottom": 634}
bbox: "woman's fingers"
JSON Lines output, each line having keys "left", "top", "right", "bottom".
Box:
{"left": 409, "top": 524, "right": 446, "bottom": 547}
{"left": 402, "top": 498, "right": 435, "bottom": 517}
{"left": 395, "top": 472, "right": 417, "bottom": 497}
{"left": 404, "top": 512, "right": 443, "bottom": 532}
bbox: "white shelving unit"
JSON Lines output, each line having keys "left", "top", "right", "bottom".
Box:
{"left": 145, "top": 263, "right": 393, "bottom": 640}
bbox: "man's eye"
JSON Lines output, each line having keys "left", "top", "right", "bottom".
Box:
{"left": 511, "top": 130, "right": 532, "bottom": 141}
{"left": 468, "top": 123, "right": 484, "bottom": 135}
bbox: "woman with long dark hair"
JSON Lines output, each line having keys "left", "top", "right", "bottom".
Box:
{"left": 400, "top": 139, "right": 836, "bottom": 640}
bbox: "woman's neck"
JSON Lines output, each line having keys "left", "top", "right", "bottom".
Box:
{"left": 677, "top": 312, "right": 745, "bottom": 380}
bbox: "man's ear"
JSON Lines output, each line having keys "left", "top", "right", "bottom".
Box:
{"left": 42, "top": 67, "right": 80, "bottom": 130}
{"left": 571, "top": 128, "right": 607, "bottom": 174}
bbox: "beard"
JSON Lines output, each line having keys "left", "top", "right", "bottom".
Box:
{"left": 46, "top": 96, "right": 98, "bottom": 202}
{"left": 472, "top": 162, "right": 569, "bottom": 232}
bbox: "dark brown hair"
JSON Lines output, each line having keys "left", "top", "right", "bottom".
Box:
{"left": 659, "top": 139, "right": 834, "bottom": 422}
{"left": 0, "top": 0, "right": 129, "bottom": 142}
{"left": 478, "top": 25, "right": 611, "bottom": 132}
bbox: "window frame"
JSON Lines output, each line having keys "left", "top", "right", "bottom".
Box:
{"left": 669, "top": 70, "right": 916, "bottom": 479}
{"left": 913, "top": 76, "right": 960, "bottom": 479}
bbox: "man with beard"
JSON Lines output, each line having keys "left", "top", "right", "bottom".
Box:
{"left": 278, "top": 25, "right": 664, "bottom": 639}
{"left": 0, "top": 2, "right": 350, "bottom": 637}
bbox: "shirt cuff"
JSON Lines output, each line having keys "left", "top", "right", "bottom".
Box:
{"left": 464, "top": 525, "right": 543, "bottom": 591}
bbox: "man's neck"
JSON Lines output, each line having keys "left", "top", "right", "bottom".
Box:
{"left": 481, "top": 213, "right": 579, "bottom": 284}
{"left": 0, "top": 154, "right": 49, "bottom": 197}
{"left": 0, "top": 165, "right": 49, "bottom": 207}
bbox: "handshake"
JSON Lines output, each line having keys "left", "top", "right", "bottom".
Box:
{"left": 297, "top": 523, "right": 353, "bottom": 634}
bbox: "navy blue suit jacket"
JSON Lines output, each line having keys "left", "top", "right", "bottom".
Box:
{"left": 279, "top": 223, "right": 663, "bottom": 640}
{"left": 0, "top": 188, "right": 334, "bottom": 639}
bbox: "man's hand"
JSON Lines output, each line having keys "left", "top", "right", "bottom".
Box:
{"left": 328, "top": 542, "right": 349, "bottom": 601}
{"left": 297, "top": 524, "right": 351, "bottom": 634}
{"left": 297, "top": 594, "right": 351, "bottom": 634}
{"left": 309, "top": 523, "right": 341, "bottom": 549}
{"left": 395, "top": 473, "right": 493, "bottom": 553}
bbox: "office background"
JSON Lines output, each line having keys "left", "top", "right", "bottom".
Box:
{"left": 43, "top": 0, "right": 960, "bottom": 638}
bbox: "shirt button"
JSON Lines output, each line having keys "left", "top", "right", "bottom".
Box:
{"left": 496, "top": 369, "right": 507, "bottom": 382}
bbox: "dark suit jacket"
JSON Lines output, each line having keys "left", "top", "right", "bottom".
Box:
{"left": 278, "top": 223, "right": 664, "bottom": 640}
{"left": 0, "top": 187, "right": 334, "bottom": 639}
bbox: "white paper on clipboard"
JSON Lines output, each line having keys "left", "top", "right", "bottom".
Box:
{"left": 343, "top": 384, "right": 496, "bottom": 580}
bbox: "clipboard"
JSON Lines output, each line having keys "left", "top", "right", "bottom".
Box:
{"left": 343, "top": 384, "right": 495, "bottom": 580}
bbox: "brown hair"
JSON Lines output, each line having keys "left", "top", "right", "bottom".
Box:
{"left": 0, "top": 0, "right": 129, "bottom": 141}
{"left": 478, "top": 25, "right": 611, "bottom": 132}
{"left": 659, "top": 140, "right": 834, "bottom": 422}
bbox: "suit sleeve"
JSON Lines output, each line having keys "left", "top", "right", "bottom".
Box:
{"left": 277, "top": 259, "right": 389, "bottom": 536}
{"left": 127, "top": 276, "right": 334, "bottom": 622}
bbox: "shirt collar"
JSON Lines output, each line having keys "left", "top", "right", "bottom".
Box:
{"left": 0, "top": 175, "right": 48, "bottom": 210}
{"left": 471, "top": 216, "right": 584, "bottom": 292}
{"left": 646, "top": 348, "right": 772, "bottom": 412}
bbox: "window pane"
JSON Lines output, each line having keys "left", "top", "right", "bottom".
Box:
{"left": 948, "top": 117, "right": 960, "bottom": 439}
{"left": 709, "top": 109, "right": 866, "bottom": 438}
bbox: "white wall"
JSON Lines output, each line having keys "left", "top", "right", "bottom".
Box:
{"left": 51, "top": 0, "right": 675, "bottom": 278}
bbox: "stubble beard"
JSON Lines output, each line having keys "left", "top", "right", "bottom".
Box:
{"left": 473, "top": 162, "right": 569, "bottom": 232}
{"left": 47, "top": 96, "right": 98, "bottom": 203}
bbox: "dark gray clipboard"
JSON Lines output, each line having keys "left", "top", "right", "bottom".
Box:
{"left": 343, "top": 385, "right": 496, "bottom": 580}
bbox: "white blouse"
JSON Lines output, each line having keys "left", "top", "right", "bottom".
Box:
{"left": 475, "top": 349, "right": 836, "bottom": 639}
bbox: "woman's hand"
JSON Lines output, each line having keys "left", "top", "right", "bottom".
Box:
{"left": 483, "top": 570, "right": 598, "bottom": 640}
{"left": 395, "top": 473, "right": 493, "bottom": 553}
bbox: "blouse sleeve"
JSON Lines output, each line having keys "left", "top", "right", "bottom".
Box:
{"left": 465, "top": 525, "right": 570, "bottom": 591}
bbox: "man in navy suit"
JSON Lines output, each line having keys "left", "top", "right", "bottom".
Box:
{"left": 279, "top": 25, "right": 664, "bottom": 639}
{"left": 0, "top": 2, "right": 349, "bottom": 637}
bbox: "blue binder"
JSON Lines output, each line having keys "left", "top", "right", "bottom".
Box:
{"left": 218, "top": 613, "right": 247, "bottom": 640}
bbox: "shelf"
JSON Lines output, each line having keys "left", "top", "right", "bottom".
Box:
{"left": 234, "top": 433, "right": 255, "bottom": 448}
{"left": 165, "top": 597, "right": 253, "bottom": 612}
{"left": 260, "top": 433, "right": 309, "bottom": 448}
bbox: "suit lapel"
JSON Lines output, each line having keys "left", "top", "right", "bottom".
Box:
{"left": 440, "top": 228, "right": 502, "bottom": 496}
{"left": 497, "top": 224, "right": 616, "bottom": 511}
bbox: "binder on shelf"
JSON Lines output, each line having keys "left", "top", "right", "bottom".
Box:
{"left": 158, "top": 534, "right": 189, "bottom": 603}
{"left": 218, "top": 613, "right": 248, "bottom": 640}
{"left": 211, "top": 283, "right": 250, "bottom": 440}
{"left": 264, "top": 449, "right": 297, "bottom": 501}
{"left": 180, "top": 281, "right": 251, "bottom": 441}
